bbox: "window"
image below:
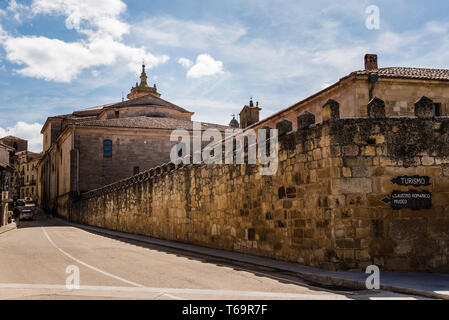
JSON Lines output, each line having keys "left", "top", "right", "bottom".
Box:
{"left": 133, "top": 166, "right": 140, "bottom": 175}
{"left": 115, "top": 111, "right": 120, "bottom": 119}
{"left": 434, "top": 103, "right": 442, "bottom": 117}
{"left": 176, "top": 142, "right": 185, "bottom": 158}
{"left": 103, "top": 140, "right": 112, "bottom": 158}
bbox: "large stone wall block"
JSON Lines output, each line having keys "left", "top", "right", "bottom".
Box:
{"left": 414, "top": 96, "right": 434, "bottom": 119}
{"left": 367, "top": 97, "right": 386, "bottom": 118}
{"left": 322, "top": 99, "right": 340, "bottom": 121}
{"left": 332, "top": 178, "right": 372, "bottom": 194}
{"left": 297, "top": 111, "right": 316, "bottom": 130}
{"left": 276, "top": 118, "right": 293, "bottom": 136}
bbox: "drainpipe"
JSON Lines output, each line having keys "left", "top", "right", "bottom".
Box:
{"left": 368, "top": 72, "right": 379, "bottom": 101}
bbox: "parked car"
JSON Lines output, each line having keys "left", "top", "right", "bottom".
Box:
{"left": 14, "top": 199, "right": 36, "bottom": 221}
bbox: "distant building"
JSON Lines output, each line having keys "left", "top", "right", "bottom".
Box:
{"left": 40, "top": 65, "right": 228, "bottom": 214}
{"left": 16, "top": 151, "right": 41, "bottom": 201}
{"left": 0, "top": 136, "right": 28, "bottom": 153}
{"left": 0, "top": 142, "right": 14, "bottom": 194}
{"left": 0, "top": 136, "right": 33, "bottom": 200}
{"left": 239, "top": 98, "right": 261, "bottom": 129}
{"left": 228, "top": 114, "right": 239, "bottom": 129}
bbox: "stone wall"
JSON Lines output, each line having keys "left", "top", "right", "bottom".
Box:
{"left": 70, "top": 97, "right": 449, "bottom": 272}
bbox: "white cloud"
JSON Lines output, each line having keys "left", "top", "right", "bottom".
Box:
{"left": 0, "top": 24, "right": 6, "bottom": 41}
{"left": 134, "top": 17, "right": 247, "bottom": 50}
{"left": 0, "top": 0, "right": 169, "bottom": 83}
{"left": 7, "top": 0, "right": 30, "bottom": 23}
{"left": 3, "top": 34, "right": 169, "bottom": 82}
{"left": 0, "top": 122, "right": 43, "bottom": 152}
{"left": 174, "top": 98, "right": 242, "bottom": 125}
{"left": 31, "top": 0, "right": 129, "bottom": 39}
{"left": 187, "top": 54, "right": 224, "bottom": 79}
{"left": 4, "top": 36, "right": 94, "bottom": 82}
{"left": 178, "top": 57, "right": 193, "bottom": 68}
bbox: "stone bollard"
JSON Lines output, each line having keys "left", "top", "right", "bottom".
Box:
{"left": 276, "top": 119, "right": 293, "bottom": 136}
{"left": 367, "top": 97, "right": 386, "bottom": 118}
{"left": 322, "top": 99, "right": 340, "bottom": 121}
{"left": 297, "top": 111, "right": 316, "bottom": 129}
{"left": 414, "top": 96, "right": 434, "bottom": 119}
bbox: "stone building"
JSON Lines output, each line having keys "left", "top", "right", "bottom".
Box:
{"left": 0, "top": 136, "right": 29, "bottom": 200}
{"left": 16, "top": 151, "right": 41, "bottom": 201}
{"left": 40, "top": 65, "right": 228, "bottom": 214}
{"left": 0, "top": 142, "right": 14, "bottom": 193}
{"left": 65, "top": 53, "right": 449, "bottom": 272}
{"left": 0, "top": 136, "right": 28, "bottom": 153}
{"left": 246, "top": 54, "right": 449, "bottom": 131}
{"left": 239, "top": 98, "right": 261, "bottom": 129}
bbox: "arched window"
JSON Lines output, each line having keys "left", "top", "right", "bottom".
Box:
{"left": 103, "top": 140, "right": 112, "bottom": 158}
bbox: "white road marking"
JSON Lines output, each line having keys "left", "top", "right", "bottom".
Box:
{"left": 41, "top": 227, "right": 145, "bottom": 288}
{"left": 162, "top": 293, "right": 185, "bottom": 300}
{"left": 41, "top": 227, "right": 187, "bottom": 299}
{"left": 0, "top": 283, "right": 351, "bottom": 299}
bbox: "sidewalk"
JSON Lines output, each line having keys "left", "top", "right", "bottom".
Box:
{"left": 0, "top": 222, "right": 16, "bottom": 236}
{"left": 56, "top": 218, "right": 449, "bottom": 300}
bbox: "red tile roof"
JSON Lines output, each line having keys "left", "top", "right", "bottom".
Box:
{"left": 75, "top": 116, "right": 228, "bottom": 131}
{"left": 353, "top": 67, "right": 449, "bottom": 81}
{"left": 108, "top": 94, "right": 191, "bottom": 114}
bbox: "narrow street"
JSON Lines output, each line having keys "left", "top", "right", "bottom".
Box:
{"left": 0, "top": 213, "right": 428, "bottom": 300}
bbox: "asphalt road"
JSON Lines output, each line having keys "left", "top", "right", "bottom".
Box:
{"left": 0, "top": 213, "right": 429, "bottom": 300}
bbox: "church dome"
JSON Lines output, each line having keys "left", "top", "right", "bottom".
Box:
{"left": 229, "top": 114, "right": 239, "bottom": 128}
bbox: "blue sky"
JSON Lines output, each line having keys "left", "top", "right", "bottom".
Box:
{"left": 1, "top": 0, "right": 449, "bottom": 151}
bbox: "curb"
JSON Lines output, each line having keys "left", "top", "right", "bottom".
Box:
{"left": 55, "top": 218, "right": 448, "bottom": 300}
{"left": 0, "top": 222, "right": 17, "bottom": 236}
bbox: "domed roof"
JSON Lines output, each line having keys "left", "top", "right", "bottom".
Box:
{"left": 229, "top": 114, "right": 239, "bottom": 128}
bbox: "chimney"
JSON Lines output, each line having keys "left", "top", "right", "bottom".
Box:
{"left": 364, "top": 54, "right": 378, "bottom": 71}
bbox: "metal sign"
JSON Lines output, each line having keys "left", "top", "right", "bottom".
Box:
{"left": 380, "top": 190, "right": 432, "bottom": 210}
{"left": 391, "top": 175, "right": 430, "bottom": 187}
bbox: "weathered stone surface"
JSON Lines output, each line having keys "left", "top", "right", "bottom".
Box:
{"left": 414, "top": 96, "right": 434, "bottom": 119}
{"left": 322, "top": 99, "right": 340, "bottom": 121}
{"left": 332, "top": 178, "right": 372, "bottom": 194}
{"left": 297, "top": 111, "right": 315, "bottom": 129}
{"left": 70, "top": 116, "right": 449, "bottom": 273}
{"left": 389, "top": 219, "right": 427, "bottom": 240}
{"left": 276, "top": 119, "right": 293, "bottom": 136}
{"left": 367, "top": 97, "right": 386, "bottom": 118}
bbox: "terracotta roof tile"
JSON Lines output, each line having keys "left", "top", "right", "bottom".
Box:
{"left": 75, "top": 116, "right": 228, "bottom": 131}
{"left": 353, "top": 67, "right": 449, "bottom": 81}
{"left": 109, "top": 94, "right": 192, "bottom": 114}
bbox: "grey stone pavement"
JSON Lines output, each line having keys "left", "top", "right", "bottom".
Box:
{"left": 0, "top": 222, "right": 16, "bottom": 235}
{"left": 56, "top": 217, "right": 449, "bottom": 300}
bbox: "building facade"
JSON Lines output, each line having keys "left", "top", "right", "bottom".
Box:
{"left": 16, "top": 151, "right": 41, "bottom": 201}
{"left": 247, "top": 54, "right": 449, "bottom": 131}
{"left": 40, "top": 65, "right": 228, "bottom": 215}
{"left": 0, "top": 142, "right": 14, "bottom": 194}
{"left": 0, "top": 136, "right": 30, "bottom": 200}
